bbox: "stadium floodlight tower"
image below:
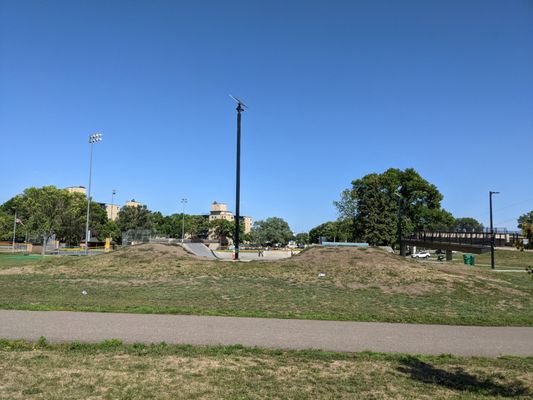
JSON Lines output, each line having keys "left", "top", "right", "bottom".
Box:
{"left": 85, "top": 133, "right": 103, "bottom": 255}
{"left": 229, "top": 95, "right": 247, "bottom": 260}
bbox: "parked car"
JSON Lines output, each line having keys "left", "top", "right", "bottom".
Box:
{"left": 412, "top": 250, "right": 431, "bottom": 259}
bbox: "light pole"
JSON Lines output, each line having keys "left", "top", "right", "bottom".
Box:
{"left": 396, "top": 191, "right": 405, "bottom": 256}
{"left": 230, "top": 95, "right": 247, "bottom": 260}
{"left": 85, "top": 133, "right": 102, "bottom": 255}
{"left": 489, "top": 191, "right": 499, "bottom": 269}
{"left": 11, "top": 210, "right": 18, "bottom": 254}
{"left": 181, "top": 198, "right": 187, "bottom": 243}
{"left": 111, "top": 189, "right": 117, "bottom": 221}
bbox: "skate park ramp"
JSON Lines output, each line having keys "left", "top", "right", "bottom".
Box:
{"left": 183, "top": 243, "right": 217, "bottom": 259}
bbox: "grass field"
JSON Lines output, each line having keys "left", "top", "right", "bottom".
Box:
{"left": 449, "top": 249, "right": 533, "bottom": 269}
{"left": 0, "top": 245, "right": 531, "bottom": 326}
{"left": 1, "top": 339, "right": 531, "bottom": 399}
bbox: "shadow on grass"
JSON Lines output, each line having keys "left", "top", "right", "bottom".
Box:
{"left": 397, "top": 356, "right": 530, "bottom": 397}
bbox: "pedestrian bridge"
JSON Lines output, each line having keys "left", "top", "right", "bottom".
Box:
{"left": 403, "top": 231, "right": 520, "bottom": 259}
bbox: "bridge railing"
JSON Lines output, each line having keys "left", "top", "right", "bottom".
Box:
{"left": 406, "top": 231, "right": 520, "bottom": 247}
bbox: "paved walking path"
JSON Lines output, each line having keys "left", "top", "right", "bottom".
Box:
{"left": 1, "top": 310, "right": 532, "bottom": 357}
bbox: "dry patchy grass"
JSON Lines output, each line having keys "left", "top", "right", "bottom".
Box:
{"left": 0, "top": 340, "right": 532, "bottom": 399}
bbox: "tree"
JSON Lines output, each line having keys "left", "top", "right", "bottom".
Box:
{"left": 333, "top": 188, "right": 358, "bottom": 241}
{"left": 0, "top": 186, "right": 108, "bottom": 246}
{"left": 116, "top": 205, "right": 152, "bottom": 232}
{"left": 0, "top": 210, "right": 14, "bottom": 241}
{"left": 101, "top": 220, "right": 121, "bottom": 243}
{"left": 309, "top": 221, "right": 349, "bottom": 243}
{"left": 210, "top": 219, "right": 234, "bottom": 245}
{"left": 250, "top": 217, "right": 293, "bottom": 246}
{"left": 187, "top": 215, "right": 210, "bottom": 239}
{"left": 294, "top": 232, "right": 310, "bottom": 245}
{"left": 518, "top": 211, "right": 533, "bottom": 249}
{"left": 453, "top": 217, "right": 484, "bottom": 232}
{"left": 344, "top": 168, "right": 453, "bottom": 246}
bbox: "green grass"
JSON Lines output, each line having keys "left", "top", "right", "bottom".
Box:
{"left": 0, "top": 253, "right": 43, "bottom": 267}
{"left": 0, "top": 246, "right": 531, "bottom": 326}
{"left": 1, "top": 339, "right": 532, "bottom": 399}
{"left": 449, "top": 249, "right": 533, "bottom": 269}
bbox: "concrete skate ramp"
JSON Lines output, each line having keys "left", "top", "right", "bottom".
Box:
{"left": 183, "top": 243, "right": 217, "bottom": 259}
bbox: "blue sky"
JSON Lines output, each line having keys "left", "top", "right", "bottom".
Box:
{"left": 1, "top": 0, "right": 532, "bottom": 232}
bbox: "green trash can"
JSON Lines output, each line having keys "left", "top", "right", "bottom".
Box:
{"left": 463, "top": 253, "right": 475, "bottom": 266}
{"left": 470, "top": 254, "right": 475, "bottom": 266}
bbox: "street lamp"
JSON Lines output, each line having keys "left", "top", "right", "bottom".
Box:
{"left": 111, "top": 189, "right": 117, "bottom": 221}
{"left": 395, "top": 189, "right": 405, "bottom": 256}
{"left": 489, "top": 191, "right": 500, "bottom": 269}
{"left": 85, "top": 133, "right": 102, "bottom": 255}
{"left": 181, "top": 198, "right": 188, "bottom": 243}
{"left": 230, "top": 95, "right": 247, "bottom": 260}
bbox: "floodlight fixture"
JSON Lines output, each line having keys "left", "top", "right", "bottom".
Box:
{"left": 89, "top": 133, "right": 103, "bottom": 143}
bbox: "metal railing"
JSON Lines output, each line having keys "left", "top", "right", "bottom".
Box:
{"left": 406, "top": 231, "right": 521, "bottom": 247}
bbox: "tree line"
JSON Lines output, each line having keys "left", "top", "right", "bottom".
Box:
{"left": 0, "top": 186, "right": 300, "bottom": 247}
{"left": 1, "top": 172, "right": 530, "bottom": 249}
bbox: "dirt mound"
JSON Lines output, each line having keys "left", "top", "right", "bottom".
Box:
{"left": 114, "top": 243, "right": 196, "bottom": 259}
{"left": 291, "top": 246, "right": 412, "bottom": 269}
{"left": 280, "top": 246, "right": 473, "bottom": 294}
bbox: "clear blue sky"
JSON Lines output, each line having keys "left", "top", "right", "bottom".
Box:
{"left": 1, "top": 0, "right": 532, "bottom": 232}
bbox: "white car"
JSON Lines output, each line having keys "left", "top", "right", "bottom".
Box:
{"left": 411, "top": 251, "right": 431, "bottom": 259}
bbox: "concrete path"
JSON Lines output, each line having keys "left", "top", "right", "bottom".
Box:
{"left": 214, "top": 250, "right": 293, "bottom": 261}
{"left": 1, "top": 310, "right": 532, "bottom": 357}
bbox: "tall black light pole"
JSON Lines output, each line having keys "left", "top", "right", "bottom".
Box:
{"left": 396, "top": 188, "right": 405, "bottom": 256}
{"left": 230, "top": 95, "right": 247, "bottom": 260}
{"left": 489, "top": 191, "right": 499, "bottom": 269}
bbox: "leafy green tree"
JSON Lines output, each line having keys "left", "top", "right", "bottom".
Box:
{"left": 116, "top": 205, "right": 152, "bottom": 232}
{"left": 333, "top": 188, "right": 358, "bottom": 241}
{"left": 453, "top": 217, "right": 484, "bottom": 232}
{"left": 295, "top": 232, "right": 310, "bottom": 245}
{"left": 250, "top": 217, "right": 293, "bottom": 246}
{"left": 343, "top": 168, "right": 454, "bottom": 246}
{"left": 150, "top": 211, "right": 167, "bottom": 235}
{"left": 209, "top": 219, "right": 234, "bottom": 245}
{"left": 101, "top": 220, "right": 121, "bottom": 243}
{"left": 187, "top": 215, "right": 211, "bottom": 239}
{"left": 0, "top": 186, "right": 108, "bottom": 246}
{"left": 0, "top": 209, "right": 15, "bottom": 241}
{"left": 518, "top": 211, "right": 533, "bottom": 249}
{"left": 308, "top": 221, "right": 349, "bottom": 243}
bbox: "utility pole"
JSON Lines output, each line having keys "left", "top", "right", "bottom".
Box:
{"left": 181, "top": 198, "right": 187, "bottom": 243}
{"left": 111, "top": 189, "right": 116, "bottom": 221}
{"left": 230, "top": 95, "right": 247, "bottom": 260}
{"left": 85, "top": 133, "right": 102, "bottom": 255}
{"left": 12, "top": 210, "right": 17, "bottom": 254}
{"left": 397, "top": 195, "right": 405, "bottom": 256}
{"left": 489, "top": 191, "right": 499, "bottom": 269}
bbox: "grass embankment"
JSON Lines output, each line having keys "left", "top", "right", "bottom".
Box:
{"left": 0, "top": 245, "right": 532, "bottom": 326}
{"left": 1, "top": 339, "right": 531, "bottom": 399}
